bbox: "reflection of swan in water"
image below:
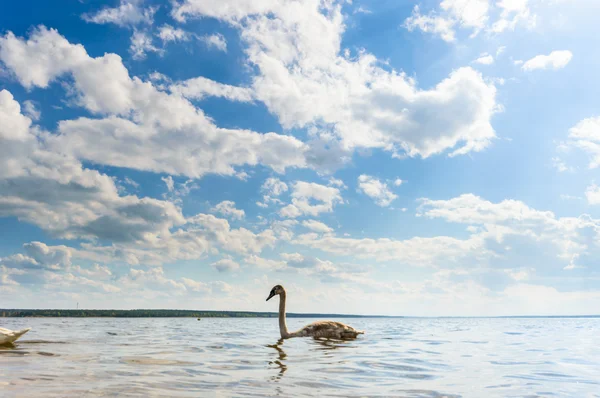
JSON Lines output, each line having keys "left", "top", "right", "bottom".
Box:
{"left": 0, "top": 327, "right": 31, "bottom": 345}
{"left": 266, "top": 285, "right": 364, "bottom": 339}
{"left": 312, "top": 337, "right": 352, "bottom": 350}
{"left": 267, "top": 339, "right": 287, "bottom": 379}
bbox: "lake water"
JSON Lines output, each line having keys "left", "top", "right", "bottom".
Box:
{"left": 0, "top": 317, "right": 598, "bottom": 397}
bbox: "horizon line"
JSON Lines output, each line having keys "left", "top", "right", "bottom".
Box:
{"left": 2, "top": 309, "right": 599, "bottom": 318}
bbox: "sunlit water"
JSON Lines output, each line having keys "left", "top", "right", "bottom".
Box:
{"left": 1, "top": 317, "right": 599, "bottom": 397}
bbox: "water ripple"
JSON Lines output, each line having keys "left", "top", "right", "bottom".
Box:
{"left": 0, "top": 317, "right": 598, "bottom": 397}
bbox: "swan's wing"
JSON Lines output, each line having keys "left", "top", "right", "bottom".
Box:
{"left": 296, "top": 321, "right": 363, "bottom": 338}
{"left": 0, "top": 327, "right": 31, "bottom": 345}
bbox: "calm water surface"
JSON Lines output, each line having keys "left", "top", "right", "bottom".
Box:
{"left": 1, "top": 317, "right": 598, "bottom": 397}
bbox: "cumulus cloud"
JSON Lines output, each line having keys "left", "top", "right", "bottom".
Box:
{"left": 0, "top": 26, "right": 307, "bottom": 179}
{"left": 170, "top": 76, "right": 254, "bottom": 102}
{"left": 295, "top": 193, "right": 600, "bottom": 276}
{"left": 586, "top": 184, "right": 600, "bottom": 205}
{"left": 404, "top": 6, "right": 458, "bottom": 42}
{"left": 211, "top": 258, "right": 240, "bottom": 273}
{"left": 404, "top": 0, "right": 535, "bottom": 41}
{"left": 199, "top": 34, "right": 227, "bottom": 52}
{"left": 0, "top": 89, "right": 188, "bottom": 243}
{"left": 0, "top": 242, "right": 72, "bottom": 271}
{"left": 302, "top": 219, "right": 333, "bottom": 233}
{"left": 474, "top": 53, "right": 494, "bottom": 65}
{"left": 263, "top": 178, "right": 288, "bottom": 196}
{"left": 82, "top": 0, "right": 156, "bottom": 27}
{"left": 357, "top": 175, "right": 398, "bottom": 207}
{"left": 172, "top": 0, "right": 499, "bottom": 160}
{"left": 22, "top": 100, "right": 41, "bottom": 121}
{"left": 279, "top": 181, "right": 342, "bottom": 218}
{"left": 562, "top": 116, "right": 600, "bottom": 168}
{"left": 257, "top": 177, "right": 288, "bottom": 207}
{"left": 522, "top": 50, "right": 572, "bottom": 71}
{"left": 212, "top": 201, "right": 245, "bottom": 220}
{"left": 417, "top": 194, "right": 600, "bottom": 270}
{"left": 157, "top": 24, "right": 190, "bottom": 43}
{"left": 129, "top": 30, "right": 163, "bottom": 60}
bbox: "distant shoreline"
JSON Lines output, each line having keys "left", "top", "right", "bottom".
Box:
{"left": 0, "top": 309, "right": 394, "bottom": 318}
{"left": 1, "top": 309, "right": 598, "bottom": 318}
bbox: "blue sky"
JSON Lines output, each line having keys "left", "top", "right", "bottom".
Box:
{"left": 1, "top": 0, "right": 599, "bottom": 316}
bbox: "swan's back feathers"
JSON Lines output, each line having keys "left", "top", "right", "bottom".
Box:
{"left": 293, "top": 321, "right": 364, "bottom": 339}
{"left": 0, "top": 327, "right": 31, "bottom": 345}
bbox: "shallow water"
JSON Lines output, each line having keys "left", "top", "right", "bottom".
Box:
{"left": 0, "top": 317, "right": 598, "bottom": 397}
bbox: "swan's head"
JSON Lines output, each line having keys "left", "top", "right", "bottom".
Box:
{"left": 266, "top": 285, "right": 284, "bottom": 301}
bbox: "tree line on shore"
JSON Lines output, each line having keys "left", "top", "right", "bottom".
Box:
{"left": 0, "top": 309, "right": 378, "bottom": 318}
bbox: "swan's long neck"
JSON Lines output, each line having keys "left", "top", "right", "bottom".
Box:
{"left": 278, "top": 292, "right": 290, "bottom": 339}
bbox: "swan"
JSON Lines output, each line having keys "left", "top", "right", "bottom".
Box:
{"left": 266, "top": 285, "right": 364, "bottom": 339}
{"left": 0, "top": 327, "right": 31, "bottom": 345}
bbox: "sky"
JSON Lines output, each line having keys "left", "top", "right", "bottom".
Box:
{"left": 1, "top": 0, "right": 600, "bottom": 316}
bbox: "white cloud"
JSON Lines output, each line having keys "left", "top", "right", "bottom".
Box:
{"left": 258, "top": 177, "right": 288, "bottom": 208}
{"left": 522, "top": 50, "right": 572, "bottom": 71}
{"left": 296, "top": 193, "right": 600, "bottom": 275}
{"left": 357, "top": 175, "right": 397, "bottom": 207}
{"left": 162, "top": 176, "right": 175, "bottom": 192}
{"left": 551, "top": 157, "right": 572, "bottom": 172}
{"left": 474, "top": 53, "right": 494, "bottom": 65}
{"left": 82, "top": 0, "right": 156, "bottom": 27}
{"left": 22, "top": 100, "right": 40, "bottom": 121}
{"left": 161, "top": 177, "right": 198, "bottom": 204}
{"left": 245, "top": 254, "right": 286, "bottom": 270}
{"left": 585, "top": 184, "right": 600, "bottom": 205}
{"left": 0, "top": 27, "right": 307, "bottom": 179}
{"left": 418, "top": 194, "right": 600, "bottom": 270}
{"left": 187, "top": 214, "right": 276, "bottom": 254}
{"left": 171, "top": 1, "right": 281, "bottom": 22}
{"left": 1, "top": 242, "right": 72, "bottom": 271}
{"left": 417, "top": 193, "right": 555, "bottom": 225}
{"left": 279, "top": 181, "right": 342, "bottom": 218}
{"left": 563, "top": 116, "right": 600, "bottom": 168}
{"left": 0, "top": 90, "right": 31, "bottom": 141}
{"left": 0, "top": 89, "right": 187, "bottom": 244}
{"left": 129, "top": 30, "right": 163, "bottom": 60}
{"left": 280, "top": 252, "right": 314, "bottom": 268}
{"left": 491, "top": 0, "right": 536, "bottom": 33}
{"left": 212, "top": 201, "right": 245, "bottom": 220}
{"left": 404, "top": 6, "right": 457, "bottom": 42}
{"left": 72, "top": 264, "right": 112, "bottom": 278}
{"left": 393, "top": 178, "right": 403, "bottom": 187}
{"left": 211, "top": 258, "right": 240, "bottom": 273}
{"left": 296, "top": 232, "right": 481, "bottom": 265}
{"left": 173, "top": 1, "right": 499, "bottom": 160}
{"left": 404, "top": 0, "right": 536, "bottom": 40}
{"left": 170, "top": 76, "right": 253, "bottom": 102}
{"left": 262, "top": 177, "right": 288, "bottom": 196}
{"left": 328, "top": 177, "right": 346, "bottom": 189}
{"left": 157, "top": 24, "right": 190, "bottom": 43}
{"left": 269, "top": 219, "right": 298, "bottom": 241}
{"left": 302, "top": 219, "right": 333, "bottom": 233}
{"left": 200, "top": 34, "right": 227, "bottom": 52}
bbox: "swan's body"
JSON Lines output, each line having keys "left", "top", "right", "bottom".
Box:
{"left": 0, "top": 327, "right": 31, "bottom": 345}
{"left": 266, "top": 285, "right": 364, "bottom": 339}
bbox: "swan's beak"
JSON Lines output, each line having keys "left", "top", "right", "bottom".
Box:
{"left": 266, "top": 291, "right": 275, "bottom": 301}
